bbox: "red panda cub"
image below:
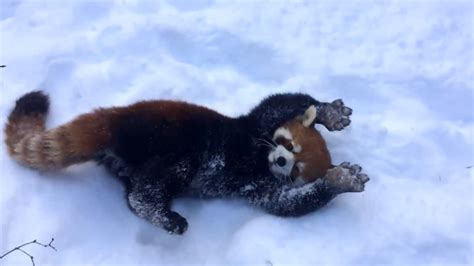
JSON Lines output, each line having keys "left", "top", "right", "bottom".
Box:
{"left": 5, "top": 91, "right": 369, "bottom": 234}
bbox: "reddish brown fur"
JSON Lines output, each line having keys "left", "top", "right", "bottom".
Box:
{"left": 121, "top": 100, "right": 226, "bottom": 124}
{"left": 5, "top": 108, "right": 113, "bottom": 169}
{"left": 283, "top": 120, "right": 332, "bottom": 182}
{"left": 5, "top": 100, "right": 223, "bottom": 170}
{"left": 5, "top": 114, "right": 46, "bottom": 156}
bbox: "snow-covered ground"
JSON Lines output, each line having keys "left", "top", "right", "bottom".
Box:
{"left": 0, "top": 0, "right": 473, "bottom": 265}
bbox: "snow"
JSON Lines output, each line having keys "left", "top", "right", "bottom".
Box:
{"left": 0, "top": 0, "right": 473, "bottom": 265}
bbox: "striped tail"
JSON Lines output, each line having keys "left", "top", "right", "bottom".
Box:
{"left": 4, "top": 91, "right": 112, "bottom": 170}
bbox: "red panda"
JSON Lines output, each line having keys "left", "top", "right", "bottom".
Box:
{"left": 269, "top": 106, "right": 332, "bottom": 186}
{"left": 4, "top": 91, "right": 368, "bottom": 234}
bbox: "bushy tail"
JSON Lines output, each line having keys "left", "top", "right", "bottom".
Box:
{"left": 5, "top": 91, "right": 112, "bottom": 170}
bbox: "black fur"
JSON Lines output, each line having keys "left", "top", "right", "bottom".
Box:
{"left": 247, "top": 93, "right": 320, "bottom": 133}
{"left": 9, "top": 91, "right": 50, "bottom": 118}
{"left": 95, "top": 93, "right": 364, "bottom": 234}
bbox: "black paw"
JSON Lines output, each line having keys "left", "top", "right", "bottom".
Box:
{"left": 317, "top": 99, "right": 352, "bottom": 131}
{"left": 325, "top": 162, "right": 369, "bottom": 193}
{"left": 163, "top": 211, "right": 188, "bottom": 235}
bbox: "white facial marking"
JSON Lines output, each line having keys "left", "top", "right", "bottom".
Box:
{"left": 296, "top": 162, "right": 305, "bottom": 172}
{"left": 273, "top": 127, "right": 292, "bottom": 141}
{"left": 268, "top": 145, "right": 295, "bottom": 178}
{"left": 293, "top": 142, "right": 302, "bottom": 153}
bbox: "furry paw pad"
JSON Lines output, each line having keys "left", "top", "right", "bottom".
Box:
{"left": 318, "top": 100, "right": 352, "bottom": 131}
{"left": 325, "top": 162, "right": 370, "bottom": 193}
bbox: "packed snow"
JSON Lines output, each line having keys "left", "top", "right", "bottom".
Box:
{"left": 0, "top": 0, "right": 473, "bottom": 265}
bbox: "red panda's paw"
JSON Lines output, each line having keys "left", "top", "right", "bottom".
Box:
{"left": 325, "top": 162, "right": 370, "bottom": 193}
{"left": 317, "top": 99, "right": 352, "bottom": 131}
{"left": 163, "top": 211, "right": 188, "bottom": 235}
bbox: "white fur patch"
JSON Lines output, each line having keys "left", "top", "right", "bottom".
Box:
{"left": 302, "top": 105, "right": 317, "bottom": 127}
{"left": 273, "top": 127, "right": 292, "bottom": 141}
{"left": 296, "top": 162, "right": 305, "bottom": 172}
{"left": 292, "top": 142, "right": 302, "bottom": 153}
{"left": 294, "top": 177, "right": 307, "bottom": 187}
{"left": 268, "top": 145, "right": 295, "bottom": 178}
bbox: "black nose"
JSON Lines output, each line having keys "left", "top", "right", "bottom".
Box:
{"left": 276, "top": 157, "right": 286, "bottom": 167}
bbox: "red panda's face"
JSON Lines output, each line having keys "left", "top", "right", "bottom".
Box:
{"left": 268, "top": 106, "right": 332, "bottom": 186}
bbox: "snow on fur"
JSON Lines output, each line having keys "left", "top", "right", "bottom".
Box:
{"left": 0, "top": 1, "right": 472, "bottom": 265}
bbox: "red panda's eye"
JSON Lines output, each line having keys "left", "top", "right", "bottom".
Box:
{"left": 287, "top": 143, "right": 294, "bottom": 151}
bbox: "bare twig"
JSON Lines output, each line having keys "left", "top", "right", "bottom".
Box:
{"left": 34, "top": 238, "right": 57, "bottom": 251}
{"left": 0, "top": 65, "right": 5, "bottom": 68}
{"left": 0, "top": 238, "right": 56, "bottom": 266}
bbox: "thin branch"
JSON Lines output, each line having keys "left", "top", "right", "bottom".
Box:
{"left": 0, "top": 240, "right": 36, "bottom": 259}
{"left": 34, "top": 238, "right": 57, "bottom": 251}
{"left": 17, "top": 248, "right": 35, "bottom": 266}
{"left": 0, "top": 65, "right": 5, "bottom": 68}
{"left": 0, "top": 238, "right": 56, "bottom": 266}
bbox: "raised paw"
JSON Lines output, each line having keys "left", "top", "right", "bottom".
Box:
{"left": 325, "top": 162, "right": 370, "bottom": 193}
{"left": 317, "top": 99, "right": 352, "bottom": 131}
{"left": 162, "top": 211, "right": 188, "bottom": 235}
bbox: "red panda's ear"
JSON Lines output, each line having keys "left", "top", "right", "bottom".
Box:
{"left": 297, "top": 105, "right": 317, "bottom": 127}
